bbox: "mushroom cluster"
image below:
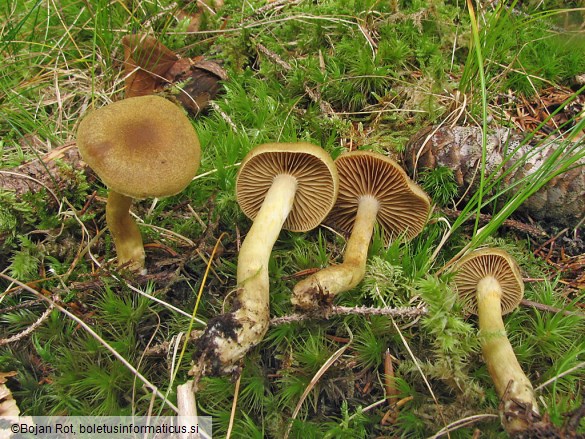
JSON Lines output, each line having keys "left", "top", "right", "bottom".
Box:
{"left": 292, "top": 151, "right": 431, "bottom": 309}
{"left": 75, "top": 92, "right": 547, "bottom": 436}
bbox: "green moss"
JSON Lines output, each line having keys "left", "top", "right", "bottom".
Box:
{"left": 1, "top": 0, "right": 584, "bottom": 436}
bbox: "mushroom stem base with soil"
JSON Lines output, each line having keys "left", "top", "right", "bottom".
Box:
{"left": 191, "top": 174, "right": 298, "bottom": 376}
{"left": 106, "top": 190, "right": 145, "bottom": 271}
{"left": 292, "top": 195, "right": 380, "bottom": 309}
{"left": 477, "top": 276, "right": 539, "bottom": 434}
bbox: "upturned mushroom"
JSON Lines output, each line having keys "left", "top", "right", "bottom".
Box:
{"left": 291, "top": 150, "right": 430, "bottom": 309}
{"left": 191, "top": 142, "right": 338, "bottom": 376}
{"left": 451, "top": 248, "right": 539, "bottom": 435}
{"left": 77, "top": 95, "right": 201, "bottom": 271}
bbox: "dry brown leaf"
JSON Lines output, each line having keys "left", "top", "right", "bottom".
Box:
{"left": 121, "top": 34, "right": 228, "bottom": 114}
{"left": 0, "top": 371, "right": 20, "bottom": 417}
{"left": 122, "top": 34, "right": 178, "bottom": 97}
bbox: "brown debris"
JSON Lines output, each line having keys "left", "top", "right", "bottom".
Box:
{"left": 498, "top": 86, "right": 585, "bottom": 139}
{"left": 526, "top": 224, "right": 585, "bottom": 291}
{"left": 0, "top": 142, "right": 90, "bottom": 204}
{"left": 441, "top": 207, "right": 547, "bottom": 238}
{"left": 404, "top": 125, "right": 585, "bottom": 228}
{"left": 384, "top": 350, "right": 399, "bottom": 404}
{"left": 381, "top": 350, "right": 403, "bottom": 425}
{"left": 501, "top": 409, "right": 584, "bottom": 439}
{"left": 122, "top": 34, "right": 227, "bottom": 114}
{"left": 0, "top": 371, "right": 19, "bottom": 417}
{"left": 533, "top": 242, "right": 585, "bottom": 292}
{"left": 173, "top": 58, "right": 227, "bottom": 115}
{"left": 122, "top": 34, "right": 179, "bottom": 98}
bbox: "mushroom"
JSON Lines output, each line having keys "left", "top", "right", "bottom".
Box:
{"left": 191, "top": 142, "right": 338, "bottom": 376}
{"left": 451, "top": 248, "right": 539, "bottom": 434}
{"left": 76, "top": 95, "right": 201, "bottom": 271}
{"left": 291, "top": 150, "right": 430, "bottom": 309}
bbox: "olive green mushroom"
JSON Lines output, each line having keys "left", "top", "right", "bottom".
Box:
{"left": 291, "top": 150, "right": 430, "bottom": 309}
{"left": 77, "top": 95, "right": 201, "bottom": 271}
{"left": 191, "top": 142, "right": 338, "bottom": 376}
{"left": 452, "top": 248, "right": 539, "bottom": 435}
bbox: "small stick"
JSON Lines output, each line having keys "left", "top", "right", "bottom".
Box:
{"left": 384, "top": 350, "right": 399, "bottom": 405}
{"left": 252, "top": 0, "right": 302, "bottom": 17}
{"left": 144, "top": 306, "right": 426, "bottom": 356}
{"left": 0, "top": 299, "right": 44, "bottom": 314}
{"left": 226, "top": 373, "right": 242, "bottom": 439}
{"left": 270, "top": 305, "right": 427, "bottom": 325}
{"left": 381, "top": 349, "right": 400, "bottom": 425}
{"left": 79, "top": 190, "right": 97, "bottom": 215}
{"left": 533, "top": 227, "right": 569, "bottom": 255}
{"left": 520, "top": 298, "right": 584, "bottom": 318}
{"left": 0, "top": 303, "right": 54, "bottom": 346}
{"left": 283, "top": 268, "right": 320, "bottom": 280}
{"left": 441, "top": 208, "right": 547, "bottom": 237}
{"left": 256, "top": 42, "right": 291, "bottom": 70}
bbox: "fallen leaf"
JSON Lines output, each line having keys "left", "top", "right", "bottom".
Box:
{"left": 0, "top": 371, "right": 20, "bottom": 416}
{"left": 121, "top": 34, "right": 228, "bottom": 114}
{"left": 122, "top": 34, "right": 178, "bottom": 97}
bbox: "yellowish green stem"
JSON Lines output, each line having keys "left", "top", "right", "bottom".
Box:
{"left": 106, "top": 190, "right": 145, "bottom": 271}
{"left": 212, "top": 174, "right": 298, "bottom": 368}
{"left": 292, "top": 195, "right": 379, "bottom": 309}
{"left": 477, "top": 276, "right": 539, "bottom": 433}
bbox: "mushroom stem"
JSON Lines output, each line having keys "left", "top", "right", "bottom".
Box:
{"left": 237, "top": 173, "right": 298, "bottom": 327}
{"left": 477, "top": 276, "right": 539, "bottom": 432}
{"left": 106, "top": 190, "right": 145, "bottom": 271}
{"left": 193, "top": 174, "right": 298, "bottom": 375}
{"left": 292, "top": 195, "right": 380, "bottom": 308}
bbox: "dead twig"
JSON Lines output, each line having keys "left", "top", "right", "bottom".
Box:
{"left": 143, "top": 305, "right": 427, "bottom": 356}
{"left": 0, "top": 302, "right": 54, "bottom": 346}
{"left": 270, "top": 304, "right": 427, "bottom": 325}
{"left": 441, "top": 208, "right": 547, "bottom": 238}
{"left": 0, "top": 299, "right": 44, "bottom": 314}
{"left": 520, "top": 298, "right": 584, "bottom": 318}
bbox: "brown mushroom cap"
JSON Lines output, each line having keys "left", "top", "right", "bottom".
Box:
{"left": 452, "top": 248, "right": 524, "bottom": 315}
{"left": 326, "top": 151, "right": 430, "bottom": 241}
{"left": 236, "top": 142, "right": 339, "bottom": 232}
{"left": 77, "top": 95, "right": 201, "bottom": 199}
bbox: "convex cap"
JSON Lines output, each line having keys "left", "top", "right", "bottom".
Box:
{"left": 236, "top": 142, "right": 339, "bottom": 232}
{"left": 453, "top": 248, "right": 524, "bottom": 315}
{"left": 77, "top": 95, "right": 201, "bottom": 199}
{"left": 327, "top": 151, "right": 430, "bottom": 241}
